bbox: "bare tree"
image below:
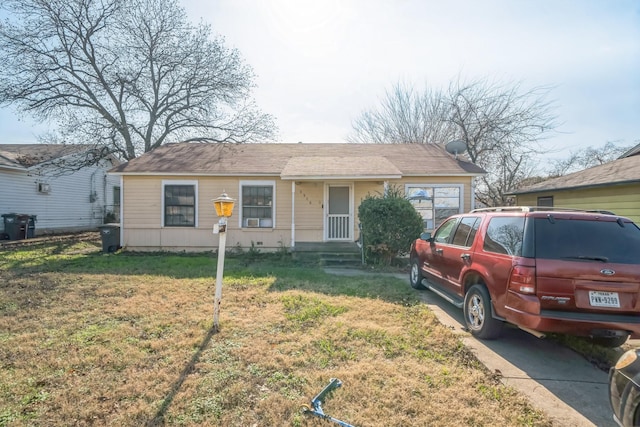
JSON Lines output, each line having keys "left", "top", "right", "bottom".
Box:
{"left": 0, "top": 0, "right": 277, "bottom": 163}
{"left": 349, "top": 77, "right": 558, "bottom": 206}
{"left": 547, "top": 141, "right": 634, "bottom": 177}
{"left": 348, "top": 81, "right": 455, "bottom": 145}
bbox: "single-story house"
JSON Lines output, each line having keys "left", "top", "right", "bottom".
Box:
{"left": 0, "top": 144, "right": 121, "bottom": 237}
{"left": 509, "top": 143, "right": 640, "bottom": 224}
{"left": 108, "top": 142, "right": 486, "bottom": 252}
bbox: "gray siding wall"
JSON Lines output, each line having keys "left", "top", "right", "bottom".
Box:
{"left": 0, "top": 159, "right": 118, "bottom": 235}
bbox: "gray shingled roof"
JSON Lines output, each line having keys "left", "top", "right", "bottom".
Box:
{"left": 0, "top": 144, "right": 91, "bottom": 169}
{"left": 109, "top": 142, "right": 486, "bottom": 178}
{"left": 511, "top": 155, "right": 640, "bottom": 195}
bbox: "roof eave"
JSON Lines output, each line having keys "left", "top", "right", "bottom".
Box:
{"left": 402, "top": 172, "right": 485, "bottom": 177}
{"left": 281, "top": 174, "right": 403, "bottom": 180}
{"left": 0, "top": 165, "right": 27, "bottom": 172}
{"left": 510, "top": 179, "right": 640, "bottom": 195}
{"left": 109, "top": 171, "right": 278, "bottom": 177}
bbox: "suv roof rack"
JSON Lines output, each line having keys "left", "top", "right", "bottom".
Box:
{"left": 470, "top": 206, "right": 616, "bottom": 214}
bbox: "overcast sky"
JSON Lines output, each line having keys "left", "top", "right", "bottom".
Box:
{"left": 2, "top": 0, "right": 639, "bottom": 165}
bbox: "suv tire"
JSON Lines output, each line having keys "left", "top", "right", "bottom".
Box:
{"left": 464, "top": 284, "right": 503, "bottom": 339}
{"left": 589, "top": 334, "right": 629, "bottom": 348}
{"left": 409, "top": 258, "right": 426, "bottom": 290}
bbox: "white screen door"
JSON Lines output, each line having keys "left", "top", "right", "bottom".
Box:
{"left": 327, "top": 186, "right": 351, "bottom": 240}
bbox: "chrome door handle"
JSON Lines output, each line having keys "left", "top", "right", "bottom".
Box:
{"left": 435, "top": 248, "right": 443, "bottom": 255}
{"left": 460, "top": 253, "right": 471, "bottom": 261}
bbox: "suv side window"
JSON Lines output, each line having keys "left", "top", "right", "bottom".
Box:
{"left": 434, "top": 218, "right": 458, "bottom": 243}
{"left": 451, "top": 216, "right": 480, "bottom": 247}
{"left": 483, "top": 217, "right": 525, "bottom": 256}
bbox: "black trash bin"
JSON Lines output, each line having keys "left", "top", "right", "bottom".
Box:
{"left": 2, "top": 213, "right": 34, "bottom": 240}
{"left": 98, "top": 224, "right": 121, "bottom": 253}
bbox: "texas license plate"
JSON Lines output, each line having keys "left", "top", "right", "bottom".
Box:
{"left": 589, "top": 291, "right": 620, "bottom": 308}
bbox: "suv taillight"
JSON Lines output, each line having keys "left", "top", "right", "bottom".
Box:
{"left": 508, "top": 265, "right": 536, "bottom": 295}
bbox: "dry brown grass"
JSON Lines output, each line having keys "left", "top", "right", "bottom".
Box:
{"left": 0, "top": 235, "right": 552, "bottom": 426}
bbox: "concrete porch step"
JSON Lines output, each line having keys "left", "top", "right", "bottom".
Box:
{"left": 292, "top": 241, "right": 363, "bottom": 267}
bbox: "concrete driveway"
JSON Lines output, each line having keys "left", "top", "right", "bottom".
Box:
{"left": 419, "top": 288, "right": 616, "bottom": 427}
{"left": 324, "top": 268, "right": 621, "bottom": 427}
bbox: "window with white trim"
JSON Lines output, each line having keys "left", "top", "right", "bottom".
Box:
{"left": 163, "top": 181, "right": 197, "bottom": 227}
{"left": 240, "top": 181, "right": 275, "bottom": 228}
{"left": 406, "top": 184, "right": 462, "bottom": 230}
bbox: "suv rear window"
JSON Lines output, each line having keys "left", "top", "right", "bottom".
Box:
{"left": 534, "top": 218, "right": 640, "bottom": 264}
{"left": 483, "top": 217, "right": 525, "bottom": 256}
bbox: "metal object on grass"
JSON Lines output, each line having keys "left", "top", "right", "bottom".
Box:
{"left": 302, "top": 378, "right": 354, "bottom": 427}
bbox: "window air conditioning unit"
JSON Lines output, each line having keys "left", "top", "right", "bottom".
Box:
{"left": 246, "top": 218, "right": 260, "bottom": 228}
{"left": 37, "top": 183, "right": 50, "bottom": 194}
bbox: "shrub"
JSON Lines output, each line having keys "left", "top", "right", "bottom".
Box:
{"left": 358, "top": 187, "right": 424, "bottom": 265}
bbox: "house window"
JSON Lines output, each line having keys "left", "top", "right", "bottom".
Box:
{"left": 537, "top": 196, "right": 553, "bottom": 207}
{"left": 240, "top": 181, "right": 274, "bottom": 228}
{"left": 406, "top": 185, "right": 462, "bottom": 229}
{"left": 163, "top": 181, "right": 197, "bottom": 227}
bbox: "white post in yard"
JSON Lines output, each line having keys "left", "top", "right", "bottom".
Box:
{"left": 213, "top": 216, "right": 227, "bottom": 332}
{"left": 212, "top": 192, "right": 235, "bottom": 332}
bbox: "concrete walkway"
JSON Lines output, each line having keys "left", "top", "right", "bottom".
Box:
{"left": 324, "top": 267, "right": 620, "bottom": 427}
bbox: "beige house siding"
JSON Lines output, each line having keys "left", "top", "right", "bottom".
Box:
{"left": 514, "top": 183, "right": 640, "bottom": 224}
{"left": 121, "top": 175, "right": 476, "bottom": 252}
{"left": 291, "top": 181, "right": 325, "bottom": 242}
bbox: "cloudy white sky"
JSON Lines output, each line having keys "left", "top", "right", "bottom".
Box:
{"left": 2, "top": 0, "right": 639, "bottom": 164}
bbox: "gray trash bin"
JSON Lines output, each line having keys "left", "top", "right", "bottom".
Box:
{"left": 2, "top": 213, "right": 34, "bottom": 240}
{"left": 98, "top": 224, "right": 121, "bottom": 253}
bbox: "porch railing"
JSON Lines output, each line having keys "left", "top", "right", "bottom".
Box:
{"left": 327, "top": 214, "right": 350, "bottom": 240}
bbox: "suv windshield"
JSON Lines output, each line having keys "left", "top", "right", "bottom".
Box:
{"left": 534, "top": 218, "right": 640, "bottom": 264}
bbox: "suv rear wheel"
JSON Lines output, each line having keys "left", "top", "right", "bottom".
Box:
{"left": 409, "top": 258, "right": 426, "bottom": 290}
{"left": 464, "top": 284, "right": 503, "bottom": 339}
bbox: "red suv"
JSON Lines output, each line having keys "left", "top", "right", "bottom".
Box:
{"left": 409, "top": 207, "right": 640, "bottom": 347}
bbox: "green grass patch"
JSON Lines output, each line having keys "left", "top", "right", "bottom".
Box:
{"left": 0, "top": 234, "right": 553, "bottom": 426}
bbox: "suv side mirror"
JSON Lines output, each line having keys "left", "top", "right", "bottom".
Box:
{"left": 420, "top": 232, "right": 433, "bottom": 242}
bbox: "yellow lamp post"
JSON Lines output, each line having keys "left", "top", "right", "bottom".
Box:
{"left": 212, "top": 192, "right": 235, "bottom": 332}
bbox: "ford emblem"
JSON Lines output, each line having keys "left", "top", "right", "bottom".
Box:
{"left": 600, "top": 269, "right": 615, "bottom": 276}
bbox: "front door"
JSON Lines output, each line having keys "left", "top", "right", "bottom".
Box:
{"left": 326, "top": 185, "right": 352, "bottom": 241}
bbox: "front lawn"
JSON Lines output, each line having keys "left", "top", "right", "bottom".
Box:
{"left": 0, "top": 235, "right": 551, "bottom": 426}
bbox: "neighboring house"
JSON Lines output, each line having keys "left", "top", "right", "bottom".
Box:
{"left": 509, "top": 143, "right": 640, "bottom": 223}
{"left": 0, "top": 144, "right": 121, "bottom": 237}
{"left": 109, "top": 142, "right": 485, "bottom": 252}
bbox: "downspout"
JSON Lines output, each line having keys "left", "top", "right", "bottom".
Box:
{"left": 102, "top": 169, "right": 108, "bottom": 222}
{"left": 383, "top": 181, "right": 389, "bottom": 196}
{"left": 291, "top": 181, "right": 295, "bottom": 249}
{"left": 470, "top": 178, "right": 476, "bottom": 211}
{"left": 119, "top": 175, "right": 124, "bottom": 247}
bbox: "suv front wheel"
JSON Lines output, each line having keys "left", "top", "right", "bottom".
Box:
{"left": 464, "top": 285, "right": 503, "bottom": 339}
